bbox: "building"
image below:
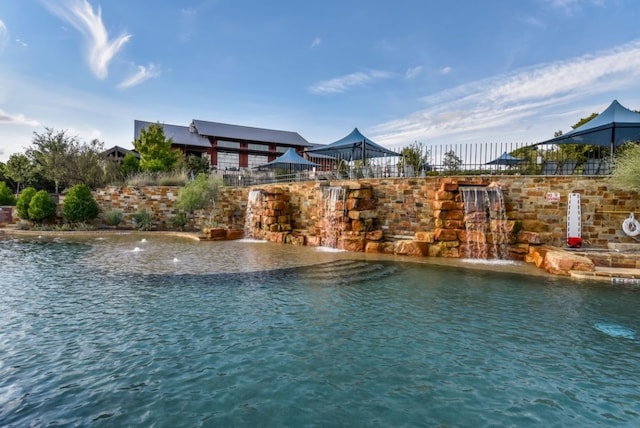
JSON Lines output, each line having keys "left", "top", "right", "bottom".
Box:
{"left": 133, "top": 120, "right": 314, "bottom": 171}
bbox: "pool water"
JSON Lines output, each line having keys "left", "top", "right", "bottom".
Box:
{"left": 1, "top": 234, "right": 639, "bottom": 426}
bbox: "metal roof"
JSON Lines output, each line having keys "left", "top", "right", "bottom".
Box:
{"left": 190, "top": 120, "right": 312, "bottom": 147}
{"left": 134, "top": 120, "right": 211, "bottom": 148}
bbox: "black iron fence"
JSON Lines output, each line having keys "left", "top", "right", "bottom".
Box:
{"left": 218, "top": 142, "right": 614, "bottom": 187}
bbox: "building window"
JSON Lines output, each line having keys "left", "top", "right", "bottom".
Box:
{"left": 275, "top": 146, "right": 289, "bottom": 153}
{"left": 248, "top": 154, "right": 268, "bottom": 168}
{"left": 217, "top": 151, "right": 240, "bottom": 170}
{"left": 248, "top": 143, "right": 269, "bottom": 152}
{"left": 217, "top": 140, "right": 241, "bottom": 149}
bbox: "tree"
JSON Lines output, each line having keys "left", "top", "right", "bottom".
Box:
{"left": 133, "top": 123, "right": 180, "bottom": 172}
{"left": 63, "top": 184, "right": 99, "bottom": 223}
{"left": 442, "top": 150, "right": 462, "bottom": 173}
{"left": 28, "top": 190, "right": 56, "bottom": 224}
{"left": 121, "top": 152, "right": 141, "bottom": 177}
{"left": 27, "top": 128, "right": 77, "bottom": 193}
{"left": 399, "top": 141, "right": 431, "bottom": 175}
{"left": 5, "top": 153, "right": 35, "bottom": 192}
{"left": 65, "top": 138, "right": 107, "bottom": 189}
{"left": 0, "top": 181, "right": 16, "bottom": 205}
{"left": 16, "top": 187, "right": 37, "bottom": 219}
{"left": 185, "top": 154, "right": 211, "bottom": 176}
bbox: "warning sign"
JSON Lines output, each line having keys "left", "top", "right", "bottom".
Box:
{"left": 545, "top": 192, "right": 561, "bottom": 202}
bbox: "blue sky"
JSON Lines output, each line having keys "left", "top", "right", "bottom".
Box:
{"left": 1, "top": 0, "right": 640, "bottom": 162}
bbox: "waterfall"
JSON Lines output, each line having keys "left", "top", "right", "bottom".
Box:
{"left": 319, "top": 186, "right": 346, "bottom": 249}
{"left": 244, "top": 189, "right": 264, "bottom": 239}
{"left": 460, "top": 186, "right": 509, "bottom": 259}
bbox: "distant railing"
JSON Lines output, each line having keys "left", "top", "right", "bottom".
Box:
{"left": 216, "top": 142, "right": 614, "bottom": 187}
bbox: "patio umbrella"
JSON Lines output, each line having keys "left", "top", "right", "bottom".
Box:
{"left": 537, "top": 100, "right": 640, "bottom": 153}
{"left": 305, "top": 128, "right": 398, "bottom": 161}
{"left": 259, "top": 147, "right": 319, "bottom": 171}
{"left": 486, "top": 152, "right": 523, "bottom": 166}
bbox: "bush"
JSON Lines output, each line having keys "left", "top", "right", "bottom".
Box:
{"left": 63, "top": 184, "right": 99, "bottom": 223}
{"left": 28, "top": 190, "right": 56, "bottom": 223}
{"left": 0, "top": 181, "right": 16, "bottom": 205}
{"left": 103, "top": 209, "right": 124, "bottom": 227}
{"left": 132, "top": 209, "right": 153, "bottom": 231}
{"left": 172, "top": 212, "right": 188, "bottom": 230}
{"left": 611, "top": 143, "right": 640, "bottom": 191}
{"left": 16, "top": 187, "right": 37, "bottom": 220}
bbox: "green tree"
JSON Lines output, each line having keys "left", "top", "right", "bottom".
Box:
{"left": 442, "top": 150, "right": 463, "bottom": 173}
{"left": 0, "top": 181, "right": 17, "bottom": 205}
{"left": 121, "top": 152, "right": 141, "bottom": 177}
{"left": 65, "top": 139, "right": 107, "bottom": 189}
{"left": 185, "top": 154, "right": 211, "bottom": 176}
{"left": 16, "top": 187, "right": 37, "bottom": 219}
{"left": 63, "top": 184, "right": 99, "bottom": 223}
{"left": 134, "top": 123, "right": 180, "bottom": 172}
{"left": 399, "top": 141, "right": 431, "bottom": 175}
{"left": 27, "top": 128, "right": 77, "bottom": 193}
{"left": 5, "top": 153, "right": 35, "bottom": 192}
{"left": 28, "top": 190, "right": 57, "bottom": 224}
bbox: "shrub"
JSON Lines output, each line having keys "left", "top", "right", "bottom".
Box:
{"left": 28, "top": 190, "right": 56, "bottom": 224}
{"left": 172, "top": 212, "right": 188, "bottom": 230}
{"left": 132, "top": 209, "right": 153, "bottom": 231}
{"left": 103, "top": 209, "right": 124, "bottom": 227}
{"left": 63, "top": 184, "right": 99, "bottom": 223}
{"left": 0, "top": 181, "right": 16, "bottom": 205}
{"left": 611, "top": 143, "right": 640, "bottom": 191}
{"left": 16, "top": 187, "right": 37, "bottom": 220}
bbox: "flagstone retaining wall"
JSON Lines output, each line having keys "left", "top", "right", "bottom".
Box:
{"left": 88, "top": 176, "right": 638, "bottom": 251}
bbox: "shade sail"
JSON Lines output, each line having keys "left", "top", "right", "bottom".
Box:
{"left": 538, "top": 100, "right": 640, "bottom": 149}
{"left": 486, "top": 152, "right": 522, "bottom": 165}
{"left": 260, "top": 147, "right": 319, "bottom": 170}
{"left": 306, "top": 128, "right": 398, "bottom": 161}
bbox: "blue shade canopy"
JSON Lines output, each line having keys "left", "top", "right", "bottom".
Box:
{"left": 260, "top": 148, "right": 319, "bottom": 170}
{"left": 538, "top": 100, "right": 640, "bottom": 149}
{"left": 486, "top": 152, "right": 522, "bottom": 165}
{"left": 306, "top": 128, "right": 398, "bottom": 160}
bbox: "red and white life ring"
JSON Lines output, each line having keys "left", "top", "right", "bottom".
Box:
{"left": 622, "top": 213, "right": 640, "bottom": 237}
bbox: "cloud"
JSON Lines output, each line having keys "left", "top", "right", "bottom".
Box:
{"left": 440, "top": 66, "right": 452, "bottom": 75}
{"left": 405, "top": 66, "right": 423, "bottom": 80}
{"left": 311, "top": 37, "right": 322, "bottom": 48}
{"left": 178, "top": 7, "right": 198, "bottom": 42}
{"left": 0, "top": 19, "right": 8, "bottom": 50}
{"left": 0, "top": 109, "right": 40, "bottom": 126}
{"left": 542, "top": 0, "right": 603, "bottom": 14}
{"left": 117, "top": 63, "right": 160, "bottom": 89}
{"left": 309, "top": 70, "right": 392, "bottom": 95}
{"left": 372, "top": 40, "right": 640, "bottom": 146}
{"left": 43, "top": 0, "right": 131, "bottom": 79}
{"left": 15, "top": 38, "right": 28, "bottom": 47}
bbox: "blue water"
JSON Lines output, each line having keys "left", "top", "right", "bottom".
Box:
{"left": 1, "top": 234, "right": 639, "bottom": 427}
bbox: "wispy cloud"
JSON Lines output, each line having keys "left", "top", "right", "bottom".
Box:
{"left": 0, "top": 109, "right": 40, "bottom": 126}
{"left": 0, "top": 19, "right": 8, "bottom": 50}
{"left": 178, "top": 7, "right": 198, "bottom": 42}
{"left": 309, "top": 70, "right": 392, "bottom": 95}
{"left": 542, "top": 0, "right": 604, "bottom": 14}
{"left": 311, "top": 37, "right": 322, "bottom": 48}
{"left": 117, "top": 63, "right": 160, "bottom": 89}
{"left": 405, "top": 66, "right": 423, "bottom": 80}
{"left": 373, "top": 40, "right": 640, "bottom": 146}
{"left": 43, "top": 0, "right": 131, "bottom": 79}
{"left": 440, "top": 66, "right": 452, "bottom": 75}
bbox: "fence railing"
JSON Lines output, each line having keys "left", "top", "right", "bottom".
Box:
{"left": 217, "top": 142, "right": 614, "bottom": 187}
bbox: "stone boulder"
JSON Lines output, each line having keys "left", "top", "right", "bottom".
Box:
{"left": 542, "top": 249, "right": 595, "bottom": 276}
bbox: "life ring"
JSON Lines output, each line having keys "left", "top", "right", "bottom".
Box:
{"left": 622, "top": 213, "right": 640, "bottom": 237}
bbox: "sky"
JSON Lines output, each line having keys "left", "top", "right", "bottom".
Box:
{"left": 1, "top": 0, "right": 640, "bottom": 162}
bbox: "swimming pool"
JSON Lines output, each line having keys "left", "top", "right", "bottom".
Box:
{"left": 1, "top": 233, "right": 638, "bottom": 426}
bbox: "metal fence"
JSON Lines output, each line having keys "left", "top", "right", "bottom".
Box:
{"left": 218, "top": 142, "right": 614, "bottom": 187}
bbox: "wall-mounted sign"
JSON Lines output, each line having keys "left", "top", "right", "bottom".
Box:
{"left": 545, "top": 192, "right": 561, "bottom": 202}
